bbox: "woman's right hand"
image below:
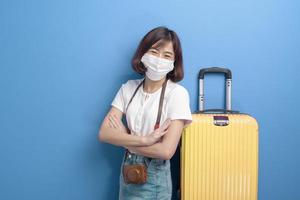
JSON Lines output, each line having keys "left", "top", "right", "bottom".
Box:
{"left": 143, "top": 118, "right": 171, "bottom": 146}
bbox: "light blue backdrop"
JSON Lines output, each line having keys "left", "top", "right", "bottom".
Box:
{"left": 1, "top": 0, "right": 299, "bottom": 199}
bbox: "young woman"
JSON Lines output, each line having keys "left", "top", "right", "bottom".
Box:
{"left": 98, "top": 26, "right": 192, "bottom": 200}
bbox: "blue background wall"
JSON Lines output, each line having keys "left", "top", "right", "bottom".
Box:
{"left": 1, "top": 0, "right": 299, "bottom": 199}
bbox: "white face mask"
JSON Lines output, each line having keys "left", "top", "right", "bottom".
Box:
{"left": 141, "top": 53, "right": 175, "bottom": 81}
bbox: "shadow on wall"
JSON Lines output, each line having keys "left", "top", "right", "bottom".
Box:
{"left": 171, "top": 146, "right": 181, "bottom": 200}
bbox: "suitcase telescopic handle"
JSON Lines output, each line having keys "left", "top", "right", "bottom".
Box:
{"left": 199, "top": 67, "right": 232, "bottom": 79}
{"left": 198, "top": 67, "right": 232, "bottom": 112}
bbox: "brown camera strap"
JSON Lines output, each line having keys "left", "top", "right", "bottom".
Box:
{"left": 125, "top": 77, "right": 168, "bottom": 130}
{"left": 124, "top": 78, "right": 168, "bottom": 159}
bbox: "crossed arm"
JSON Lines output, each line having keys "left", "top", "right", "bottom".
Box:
{"left": 98, "top": 106, "right": 185, "bottom": 160}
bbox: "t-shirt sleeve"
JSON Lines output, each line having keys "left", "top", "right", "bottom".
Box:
{"left": 167, "top": 86, "right": 193, "bottom": 128}
{"left": 111, "top": 84, "right": 126, "bottom": 113}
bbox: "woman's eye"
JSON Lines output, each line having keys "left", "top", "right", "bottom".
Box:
{"left": 164, "top": 55, "right": 173, "bottom": 59}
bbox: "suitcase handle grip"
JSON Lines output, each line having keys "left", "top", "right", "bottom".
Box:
{"left": 198, "top": 67, "right": 232, "bottom": 79}
{"left": 195, "top": 109, "right": 239, "bottom": 114}
{"left": 198, "top": 67, "right": 232, "bottom": 111}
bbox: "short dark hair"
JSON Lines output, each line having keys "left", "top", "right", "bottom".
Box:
{"left": 131, "top": 26, "right": 184, "bottom": 82}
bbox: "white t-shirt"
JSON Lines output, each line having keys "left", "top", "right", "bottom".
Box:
{"left": 111, "top": 78, "right": 193, "bottom": 137}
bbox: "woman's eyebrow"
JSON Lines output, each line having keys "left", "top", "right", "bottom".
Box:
{"left": 150, "top": 47, "right": 159, "bottom": 51}
{"left": 164, "top": 51, "right": 174, "bottom": 55}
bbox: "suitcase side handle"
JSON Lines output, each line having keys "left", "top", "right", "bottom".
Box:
{"left": 198, "top": 67, "right": 232, "bottom": 111}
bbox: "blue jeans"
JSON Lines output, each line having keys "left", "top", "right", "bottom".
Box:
{"left": 119, "top": 152, "right": 172, "bottom": 200}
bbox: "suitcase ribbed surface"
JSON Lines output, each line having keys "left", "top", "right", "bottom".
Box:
{"left": 181, "top": 113, "right": 259, "bottom": 200}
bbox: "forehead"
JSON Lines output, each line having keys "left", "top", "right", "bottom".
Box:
{"left": 150, "top": 40, "right": 174, "bottom": 53}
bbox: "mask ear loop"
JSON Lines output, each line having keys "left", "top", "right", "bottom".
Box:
{"left": 139, "top": 59, "right": 147, "bottom": 73}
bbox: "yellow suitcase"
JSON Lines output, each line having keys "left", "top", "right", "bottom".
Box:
{"left": 180, "top": 67, "right": 259, "bottom": 200}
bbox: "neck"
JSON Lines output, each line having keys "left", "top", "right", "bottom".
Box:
{"left": 143, "top": 76, "right": 166, "bottom": 93}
